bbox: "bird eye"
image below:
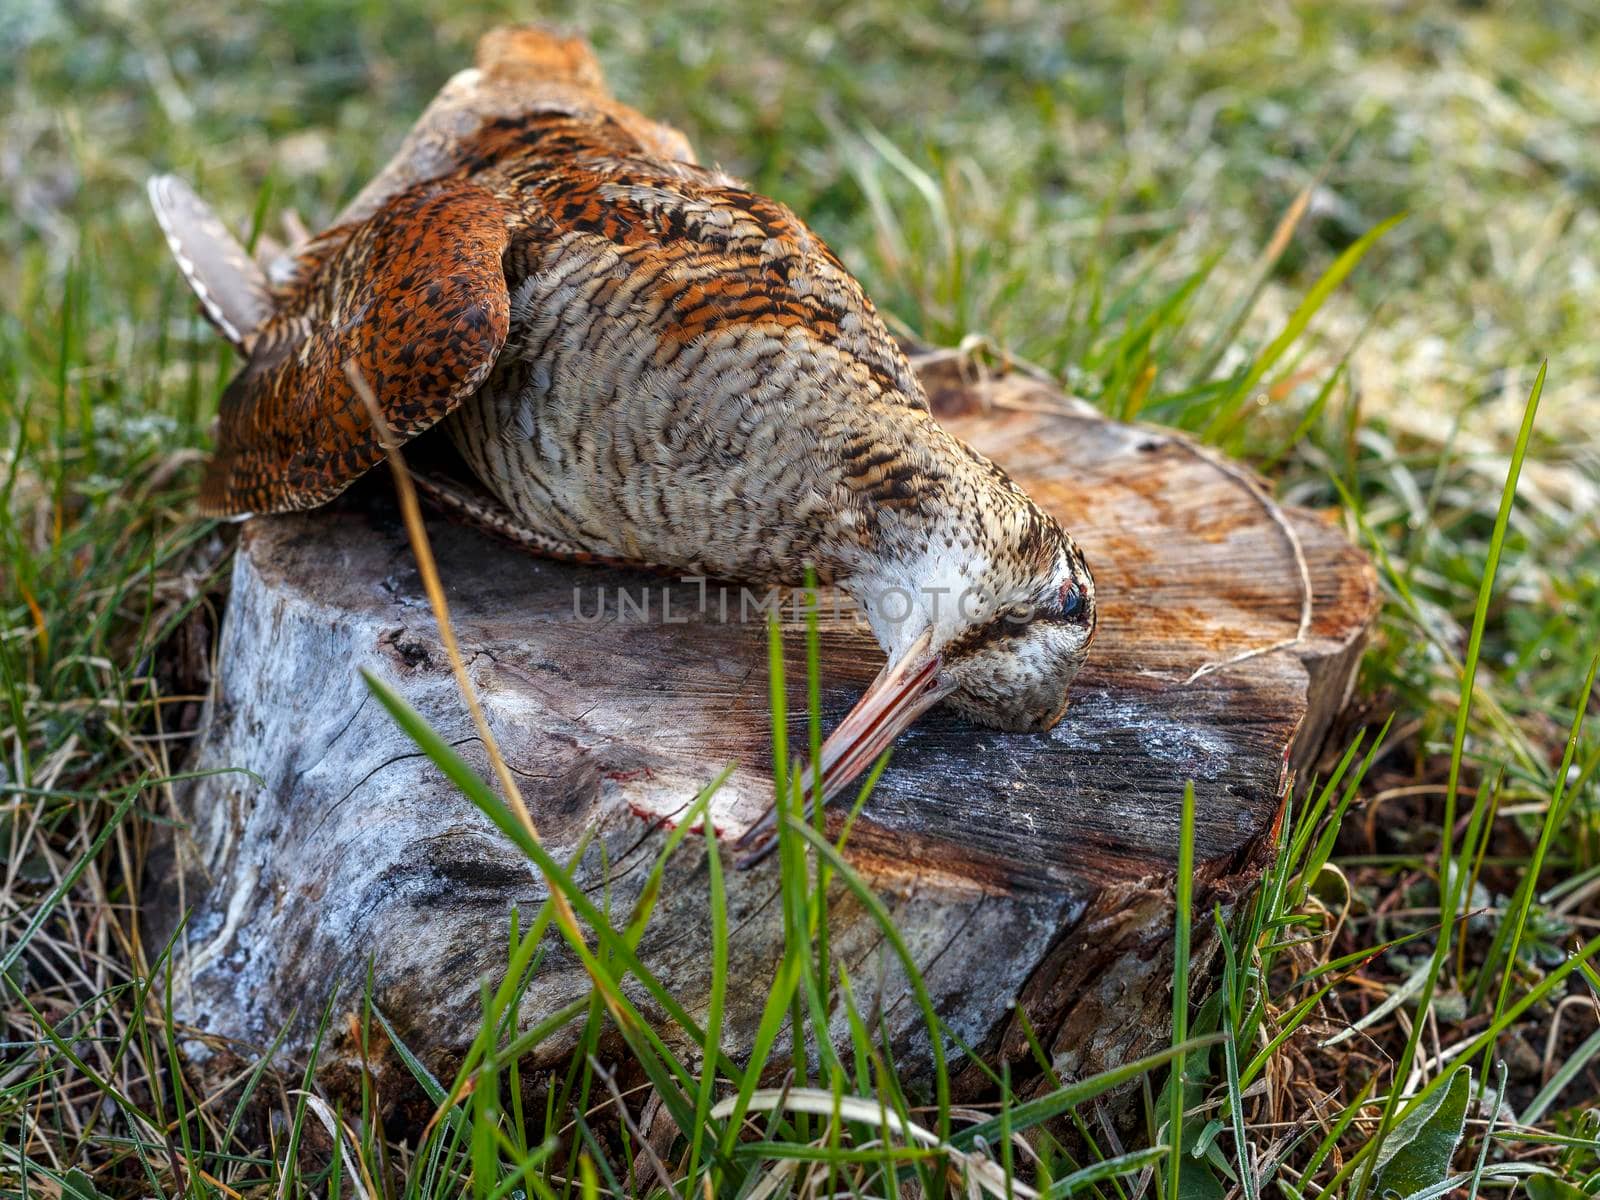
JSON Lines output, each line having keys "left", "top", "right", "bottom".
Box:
{"left": 1059, "top": 582, "right": 1082, "bottom": 618}
{"left": 1005, "top": 602, "right": 1035, "bottom": 624}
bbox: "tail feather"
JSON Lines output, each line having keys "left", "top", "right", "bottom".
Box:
{"left": 334, "top": 26, "right": 695, "bottom": 229}
{"left": 147, "top": 174, "right": 272, "bottom": 349}
{"left": 473, "top": 25, "right": 607, "bottom": 90}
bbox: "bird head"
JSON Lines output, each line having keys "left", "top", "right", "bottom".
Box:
{"left": 808, "top": 506, "right": 1097, "bottom": 802}
{"left": 937, "top": 547, "right": 1096, "bottom": 731}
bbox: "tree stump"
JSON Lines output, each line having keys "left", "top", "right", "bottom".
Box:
{"left": 150, "top": 352, "right": 1376, "bottom": 1105}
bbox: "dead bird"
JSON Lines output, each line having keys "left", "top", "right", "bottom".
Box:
{"left": 148, "top": 26, "right": 1096, "bottom": 858}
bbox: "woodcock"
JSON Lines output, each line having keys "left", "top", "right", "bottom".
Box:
{"left": 149, "top": 26, "right": 1097, "bottom": 854}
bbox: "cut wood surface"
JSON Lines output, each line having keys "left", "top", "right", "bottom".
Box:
{"left": 149, "top": 351, "right": 1376, "bottom": 1105}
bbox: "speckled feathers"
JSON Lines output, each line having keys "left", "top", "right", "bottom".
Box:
{"left": 188, "top": 24, "right": 922, "bottom": 521}
{"left": 156, "top": 24, "right": 1098, "bottom": 744}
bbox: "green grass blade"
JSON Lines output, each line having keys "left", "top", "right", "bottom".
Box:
{"left": 1166, "top": 781, "right": 1196, "bottom": 1200}
{"left": 1478, "top": 651, "right": 1597, "bottom": 1019}
{"left": 0, "top": 789, "right": 138, "bottom": 979}
{"left": 1202, "top": 212, "right": 1404, "bottom": 443}
{"left": 1352, "top": 358, "right": 1545, "bottom": 1200}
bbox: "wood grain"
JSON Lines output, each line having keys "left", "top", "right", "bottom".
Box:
{"left": 147, "top": 353, "right": 1376, "bottom": 1108}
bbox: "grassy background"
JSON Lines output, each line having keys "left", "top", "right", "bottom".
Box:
{"left": 4, "top": 0, "right": 1600, "bottom": 1196}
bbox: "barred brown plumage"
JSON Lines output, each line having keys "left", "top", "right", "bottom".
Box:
{"left": 150, "top": 24, "right": 1098, "bottom": 854}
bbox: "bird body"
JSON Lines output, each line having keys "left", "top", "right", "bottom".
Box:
{"left": 150, "top": 27, "right": 1097, "bottom": 838}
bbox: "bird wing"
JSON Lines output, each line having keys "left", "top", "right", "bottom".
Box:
{"left": 199, "top": 180, "right": 513, "bottom": 516}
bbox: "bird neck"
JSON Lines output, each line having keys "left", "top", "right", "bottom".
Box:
{"left": 847, "top": 537, "right": 991, "bottom": 661}
{"left": 838, "top": 414, "right": 1047, "bottom": 659}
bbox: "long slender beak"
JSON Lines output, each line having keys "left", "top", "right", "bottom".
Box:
{"left": 734, "top": 629, "right": 953, "bottom": 866}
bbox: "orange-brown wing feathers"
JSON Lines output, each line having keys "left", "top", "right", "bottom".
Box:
{"left": 199, "top": 182, "right": 513, "bottom": 516}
